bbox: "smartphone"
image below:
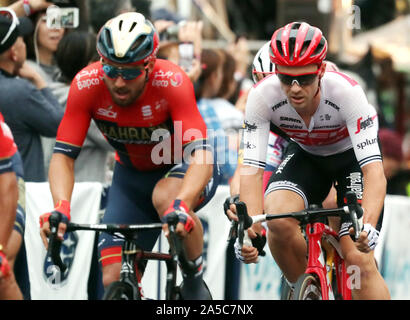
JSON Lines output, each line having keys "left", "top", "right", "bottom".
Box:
{"left": 178, "top": 42, "right": 194, "bottom": 72}
{"left": 46, "top": 5, "right": 79, "bottom": 29}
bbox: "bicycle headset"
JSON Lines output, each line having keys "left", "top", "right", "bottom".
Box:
{"left": 96, "top": 12, "right": 159, "bottom": 66}
{"left": 269, "top": 21, "right": 327, "bottom": 67}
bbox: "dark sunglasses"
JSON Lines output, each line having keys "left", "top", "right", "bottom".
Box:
{"left": 276, "top": 69, "right": 319, "bottom": 87}
{"left": 102, "top": 63, "right": 145, "bottom": 80}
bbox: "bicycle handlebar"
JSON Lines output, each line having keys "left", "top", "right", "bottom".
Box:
{"left": 47, "top": 212, "right": 196, "bottom": 274}
{"left": 233, "top": 191, "right": 363, "bottom": 247}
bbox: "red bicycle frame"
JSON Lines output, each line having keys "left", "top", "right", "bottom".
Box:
{"left": 304, "top": 222, "right": 351, "bottom": 300}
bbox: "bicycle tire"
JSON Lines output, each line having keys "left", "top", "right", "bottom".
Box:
{"left": 293, "top": 273, "right": 323, "bottom": 300}
{"left": 103, "top": 281, "right": 138, "bottom": 300}
{"left": 279, "top": 275, "right": 292, "bottom": 300}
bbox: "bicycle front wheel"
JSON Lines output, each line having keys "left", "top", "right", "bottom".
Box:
{"left": 293, "top": 274, "right": 323, "bottom": 300}
{"left": 103, "top": 281, "right": 138, "bottom": 300}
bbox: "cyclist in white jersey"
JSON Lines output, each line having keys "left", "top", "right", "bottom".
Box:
{"left": 233, "top": 22, "right": 390, "bottom": 300}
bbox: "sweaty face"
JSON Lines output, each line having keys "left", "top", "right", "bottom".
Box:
{"left": 276, "top": 64, "right": 324, "bottom": 111}
{"left": 102, "top": 60, "right": 149, "bottom": 107}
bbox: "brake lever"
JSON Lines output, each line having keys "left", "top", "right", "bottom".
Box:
{"left": 345, "top": 191, "right": 363, "bottom": 241}
{"left": 47, "top": 212, "right": 67, "bottom": 273}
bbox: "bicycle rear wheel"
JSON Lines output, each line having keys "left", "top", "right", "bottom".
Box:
{"left": 103, "top": 281, "right": 138, "bottom": 300}
{"left": 293, "top": 274, "right": 323, "bottom": 300}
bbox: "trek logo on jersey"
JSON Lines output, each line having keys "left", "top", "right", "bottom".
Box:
{"left": 96, "top": 106, "right": 117, "bottom": 119}
{"left": 272, "top": 99, "right": 288, "bottom": 111}
{"left": 43, "top": 231, "right": 78, "bottom": 288}
{"left": 355, "top": 115, "right": 377, "bottom": 134}
{"left": 324, "top": 99, "right": 340, "bottom": 111}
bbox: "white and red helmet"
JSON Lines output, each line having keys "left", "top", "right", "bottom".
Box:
{"left": 269, "top": 21, "right": 327, "bottom": 67}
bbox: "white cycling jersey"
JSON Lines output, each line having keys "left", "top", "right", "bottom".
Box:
{"left": 243, "top": 71, "right": 381, "bottom": 169}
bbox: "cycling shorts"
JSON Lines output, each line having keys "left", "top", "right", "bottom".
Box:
{"left": 98, "top": 161, "right": 221, "bottom": 267}
{"left": 265, "top": 141, "right": 383, "bottom": 231}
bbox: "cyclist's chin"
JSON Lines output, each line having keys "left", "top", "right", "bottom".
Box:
{"left": 111, "top": 92, "right": 139, "bottom": 107}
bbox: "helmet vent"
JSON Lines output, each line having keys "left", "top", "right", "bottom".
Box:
{"left": 129, "top": 22, "right": 137, "bottom": 32}
{"left": 119, "top": 20, "right": 123, "bottom": 31}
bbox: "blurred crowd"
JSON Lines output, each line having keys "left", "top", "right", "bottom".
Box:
{"left": 0, "top": 0, "right": 407, "bottom": 190}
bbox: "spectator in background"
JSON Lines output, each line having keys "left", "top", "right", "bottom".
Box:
{"left": 48, "top": 30, "right": 114, "bottom": 183}
{"left": 24, "top": 9, "right": 64, "bottom": 83}
{"left": 89, "top": 0, "right": 136, "bottom": 34}
{"left": 225, "top": 36, "right": 253, "bottom": 113}
{"left": 213, "top": 49, "right": 244, "bottom": 132}
{"left": 0, "top": 9, "right": 63, "bottom": 182}
{"left": 379, "top": 128, "right": 410, "bottom": 196}
{"left": 196, "top": 49, "right": 237, "bottom": 184}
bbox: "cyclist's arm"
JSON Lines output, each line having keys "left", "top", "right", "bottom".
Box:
{"left": 176, "top": 149, "right": 213, "bottom": 210}
{"left": 240, "top": 88, "right": 271, "bottom": 226}
{"left": 343, "top": 85, "right": 384, "bottom": 228}
{"left": 8, "top": 0, "right": 52, "bottom": 17}
{"left": 361, "top": 162, "right": 386, "bottom": 227}
{"left": 48, "top": 153, "right": 75, "bottom": 206}
{"left": 0, "top": 171, "right": 18, "bottom": 246}
{"left": 167, "top": 63, "right": 213, "bottom": 210}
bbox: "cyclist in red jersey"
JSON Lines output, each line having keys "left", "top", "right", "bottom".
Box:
{"left": 0, "top": 113, "right": 21, "bottom": 299}
{"left": 39, "top": 12, "right": 219, "bottom": 299}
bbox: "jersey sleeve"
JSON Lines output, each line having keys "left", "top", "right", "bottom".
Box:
{"left": 242, "top": 88, "right": 271, "bottom": 169}
{"left": 341, "top": 85, "right": 381, "bottom": 167}
{"left": 53, "top": 69, "right": 95, "bottom": 159}
{"left": 166, "top": 65, "right": 211, "bottom": 154}
{"left": 0, "top": 119, "right": 17, "bottom": 174}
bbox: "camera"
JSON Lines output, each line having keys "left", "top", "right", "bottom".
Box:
{"left": 46, "top": 5, "right": 79, "bottom": 29}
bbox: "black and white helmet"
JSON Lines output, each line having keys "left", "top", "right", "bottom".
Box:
{"left": 251, "top": 41, "right": 275, "bottom": 84}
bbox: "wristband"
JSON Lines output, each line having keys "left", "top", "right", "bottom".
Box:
{"left": 23, "top": 0, "right": 33, "bottom": 16}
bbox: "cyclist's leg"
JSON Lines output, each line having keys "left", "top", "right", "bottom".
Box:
{"left": 264, "top": 142, "right": 332, "bottom": 283}
{"left": 0, "top": 203, "right": 26, "bottom": 300}
{"left": 335, "top": 155, "right": 390, "bottom": 300}
{"left": 98, "top": 163, "right": 168, "bottom": 287}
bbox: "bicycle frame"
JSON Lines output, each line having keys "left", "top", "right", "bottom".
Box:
{"left": 233, "top": 191, "right": 362, "bottom": 300}
{"left": 47, "top": 213, "right": 193, "bottom": 300}
{"left": 304, "top": 222, "right": 351, "bottom": 300}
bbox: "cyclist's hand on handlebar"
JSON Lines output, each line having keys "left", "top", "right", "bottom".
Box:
{"left": 39, "top": 200, "right": 71, "bottom": 249}
{"left": 223, "top": 194, "right": 239, "bottom": 222}
{"left": 339, "top": 221, "right": 379, "bottom": 253}
{"left": 356, "top": 224, "right": 379, "bottom": 253}
{"left": 162, "top": 199, "right": 195, "bottom": 238}
{"left": 234, "top": 228, "right": 266, "bottom": 264}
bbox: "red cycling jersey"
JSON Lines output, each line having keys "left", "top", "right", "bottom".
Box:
{"left": 0, "top": 112, "right": 17, "bottom": 174}
{"left": 54, "top": 59, "right": 208, "bottom": 171}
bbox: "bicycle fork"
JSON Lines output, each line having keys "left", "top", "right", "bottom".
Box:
{"left": 120, "top": 241, "right": 143, "bottom": 300}
{"left": 304, "top": 223, "right": 335, "bottom": 300}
